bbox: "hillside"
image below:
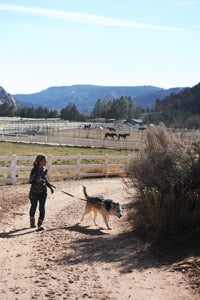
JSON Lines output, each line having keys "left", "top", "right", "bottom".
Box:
{"left": 0, "top": 86, "right": 18, "bottom": 107}
{"left": 13, "top": 84, "right": 183, "bottom": 112}
{"left": 156, "top": 82, "right": 200, "bottom": 114}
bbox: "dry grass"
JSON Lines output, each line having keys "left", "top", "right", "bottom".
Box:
{"left": 126, "top": 124, "right": 200, "bottom": 245}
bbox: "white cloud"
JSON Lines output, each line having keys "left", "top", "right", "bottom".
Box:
{"left": 0, "top": 4, "right": 179, "bottom": 31}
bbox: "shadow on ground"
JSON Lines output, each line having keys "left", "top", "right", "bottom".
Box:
{"left": 58, "top": 224, "right": 200, "bottom": 276}
{"left": 0, "top": 227, "right": 36, "bottom": 238}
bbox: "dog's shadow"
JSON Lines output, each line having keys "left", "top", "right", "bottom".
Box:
{"left": 62, "top": 223, "right": 107, "bottom": 236}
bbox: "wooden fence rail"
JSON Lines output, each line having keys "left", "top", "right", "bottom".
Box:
{"left": 0, "top": 154, "right": 131, "bottom": 185}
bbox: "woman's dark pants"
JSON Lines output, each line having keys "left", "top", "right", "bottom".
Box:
{"left": 29, "top": 191, "right": 47, "bottom": 221}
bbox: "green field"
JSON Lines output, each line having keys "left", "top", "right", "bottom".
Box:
{"left": 0, "top": 141, "right": 131, "bottom": 157}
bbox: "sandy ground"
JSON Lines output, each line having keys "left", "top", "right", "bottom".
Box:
{"left": 0, "top": 178, "right": 199, "bottom": 300}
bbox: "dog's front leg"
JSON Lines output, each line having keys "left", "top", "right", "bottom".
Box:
{"left": 80, "top": 213, "right": 85, "bottom": 223}
{"left": 102, "top": 214, "right": 111, "bottom": 230}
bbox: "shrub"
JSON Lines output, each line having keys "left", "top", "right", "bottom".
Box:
{"left": 126, "top": 124, "right": 200, "bottom": 244}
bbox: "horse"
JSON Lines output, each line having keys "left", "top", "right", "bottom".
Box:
{"left": 138, "top": 126, "right": 146, "bottom": 131}
{"left": 104, "top": 132, "right": 117, "bottom": 139}
{"left": 107, "top": 127, "right": 116, "bottom": 132}
{"left": 84, "top": 124, "right": 91, "bottom": 129}
{"left": 118, "top": 133, "right": 130, "bottom": 140}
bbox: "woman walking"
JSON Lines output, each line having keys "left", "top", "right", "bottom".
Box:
{"left": 29, "top": 155, "right": 54, "bottom": 231}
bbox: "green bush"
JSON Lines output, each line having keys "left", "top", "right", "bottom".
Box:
{"left": 126, "top": 124, "right": 200, "bottom": 244}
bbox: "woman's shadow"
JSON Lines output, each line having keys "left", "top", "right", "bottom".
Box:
{"left": 0, "top": 227, "right": 36, "bottom": 239}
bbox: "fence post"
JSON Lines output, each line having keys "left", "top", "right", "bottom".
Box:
{"left": 47, "top": 155, "right": 52, "bottom": 181}
{"left": 77, "top": 154, "right": 82, "bottom": 179}
{"left": 11, "top": 155, "right": 17, "bottom": 185}
{"left": 104, "top": 154, "right": 109, "bottom": 178}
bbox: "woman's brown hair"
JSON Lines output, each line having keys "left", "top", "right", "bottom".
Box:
{"left": 33, "top": 155, "right": 46, "bottom": 167}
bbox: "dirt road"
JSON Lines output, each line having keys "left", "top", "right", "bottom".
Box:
{"left": 0, "top": 178, "right": 199, "bottom": 299}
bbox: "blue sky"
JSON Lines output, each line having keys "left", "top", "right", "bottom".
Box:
{"left": 0, "top": 0, "right": 200, "bottom": 94}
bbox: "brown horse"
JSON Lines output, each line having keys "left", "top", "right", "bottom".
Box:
{"left": 118, "top": 133, "right": 130, "bottom": 140}
{"left": 84, "top": 124, "right": 91, "bottom": 129}
{"left": 107, "top": 127, "right": 116, "bottom": 132}
{"left": 104, "top": 132, "right": 117, "bottom": 139}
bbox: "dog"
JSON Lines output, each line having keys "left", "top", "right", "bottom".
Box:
{"left": 80, "top": 186, "right": 122, "bottom": 230}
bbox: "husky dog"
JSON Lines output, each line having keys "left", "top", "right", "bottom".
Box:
{"left": 80, "top": 186, "right": 122, "bottom": 230}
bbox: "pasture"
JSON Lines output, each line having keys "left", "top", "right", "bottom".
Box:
{"left": 0, "top": 141, "right": 130, "bottom": 157}
{"left": 0, "top": 119, "right": 198, "bottom": 146}
{"left": 0, "top": 142, "right": 132, "bottom": 185}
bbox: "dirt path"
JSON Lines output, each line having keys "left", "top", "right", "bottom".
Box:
{"left": 0, "top": 178, "right": 199, "bottom": 300}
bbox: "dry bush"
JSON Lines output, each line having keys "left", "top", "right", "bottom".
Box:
{"left": 126, "top": 124, "right": 200, "bottom": 244}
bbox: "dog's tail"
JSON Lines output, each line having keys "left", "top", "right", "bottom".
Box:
{"left": 82, "top": 185, "right": 88, "bottom": 199}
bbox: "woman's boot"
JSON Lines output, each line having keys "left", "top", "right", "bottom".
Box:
{"left": 30, "top": 217, "right": 36, "bottom": 228}
{"left": 37, "top": 219, "right": 44, "bottom": 231}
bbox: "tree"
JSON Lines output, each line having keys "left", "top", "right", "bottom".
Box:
{"left": 35, "top": 107, "right": 46, "bottom": 118}
{"left": 91, "top": 96, "right": 135, "bottom": 120}
{"left": 0, "top": 103, "right": 11, "bottom": 116}
{"left": 91, "top": 98, "right": 105, "bottom": 118}
{"left": 48, "top": 109, "right": 59, "bottom": 118}
{"left": 60, "top": 103, "right": 83, "bottom": 121}
{"left": 17, "top": 106, "right": 36, "bottom": 118}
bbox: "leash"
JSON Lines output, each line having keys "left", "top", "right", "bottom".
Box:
{"left": 61, "top": 190, "right": 106, "bottom": 206}
{"left": 50, "top": 183, "right": 107, "bottom": 206}
{"left": 61, "top": 190, "right": 88, "bottom": 202}
{"left": 44, "top": 182, "right": 87, "bottom": 202}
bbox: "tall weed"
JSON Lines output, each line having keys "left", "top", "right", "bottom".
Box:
{"left": 126, "top": 124, "right": 200, "bottom": 244}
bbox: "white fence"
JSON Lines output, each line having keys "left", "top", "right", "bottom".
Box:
{"left": 0, "top": 120, "right": 105, "bottom": 135}
{"left": 0, "top": 154, "right": 131, "bottom": 185}
{"left": 0, "top": 133, "right": 144, "bottom": 151}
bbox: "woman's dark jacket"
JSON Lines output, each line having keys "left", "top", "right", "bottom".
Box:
{"left": 29, "top": 167, "right": 52, "bottom": 193}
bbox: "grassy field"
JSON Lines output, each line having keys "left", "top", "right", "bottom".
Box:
{"left": 0, "top": 141, "right": 131, "bottom": 157}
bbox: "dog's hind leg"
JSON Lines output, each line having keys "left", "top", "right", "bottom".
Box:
{"left": 80, "top": 204, "right": 91, "bottom": 223}
{"left": 93, "top": 211, "right": 98, "bottom": 226}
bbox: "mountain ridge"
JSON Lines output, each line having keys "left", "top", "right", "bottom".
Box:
{"left": 13, "top": 84, "right": 184, "bottom": 112}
